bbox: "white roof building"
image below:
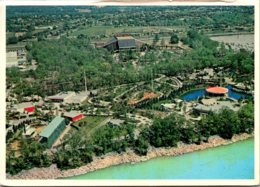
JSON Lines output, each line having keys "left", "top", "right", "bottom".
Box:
{"left": 66, "top": 91, "right": 90, "bottom": 104}
{"left": 161, "top": 103, "right": 176, "bottom": 110}
{"left": 48, "top": 92, "right": 75, "bottom": 102}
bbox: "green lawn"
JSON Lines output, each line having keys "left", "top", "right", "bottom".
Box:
{"left": 70, "top": 25, "right": 186, "bottom": 39}
{"left": 72, "top": 116, "right": 108, "bottom": 137}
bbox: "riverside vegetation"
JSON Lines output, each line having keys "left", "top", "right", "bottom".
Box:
{"left": 7, "top": 102, "right": 254, "bottom": 174}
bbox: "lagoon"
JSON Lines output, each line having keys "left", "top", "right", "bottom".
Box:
{"left": 181, "top": 85, "right": 250, "bottom": 101}
{"left": 67, "top": 138, "right": 254, "bottom": 179}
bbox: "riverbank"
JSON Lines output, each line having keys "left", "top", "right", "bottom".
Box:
{"left": 7, "top": 133, "right": 253, "bottom": 179}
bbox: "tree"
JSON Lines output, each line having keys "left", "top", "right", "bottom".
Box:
{"left": 134, "top": 137, "right": 149, "bottom": 155}
{"left": 148, "top": 114, "right": 184, "bottom": 147}
{"left": 7, "top": 36, "right": 18, "bottom": 44}
{"left": 161, "top": 38, "right": 166, "bottom": 46}
{"left": 170, "top": 33, "right": 179, "bottom": 44}
{"left": 153, "top": 34, "right": 160, "bottom": 45}
{"left": 238, "top": 102, "right": 254, "bottom": 133}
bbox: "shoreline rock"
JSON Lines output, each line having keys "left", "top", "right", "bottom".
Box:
{"left": 6, "top": 133, "right": 253, "bottom": 180}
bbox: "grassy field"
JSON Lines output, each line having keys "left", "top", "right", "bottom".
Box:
{"left": 71, "top": 25, "right": 186, "bottom": 39}
{"left": 72, "top": 116, "right": 108, "bottom": 137}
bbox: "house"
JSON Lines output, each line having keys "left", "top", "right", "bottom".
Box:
{"left": 63, "top": 111, "right": 84, "bottom": 122}
{"left": 15, "top": 102, "right": 35, "bottom": 113}
{"left": 39, "top": 116, "right": 67, "bottom": 148}
{"left": 6, "top": 51, "right": 18, "bottom": 68}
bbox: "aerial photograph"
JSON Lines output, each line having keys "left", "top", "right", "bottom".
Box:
{"left": 5, "top": 6, "right": 255, "bottom": 181}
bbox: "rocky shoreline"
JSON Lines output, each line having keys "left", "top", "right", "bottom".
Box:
{"left": 7, "top": 133, "right": 253, "bottom": 180}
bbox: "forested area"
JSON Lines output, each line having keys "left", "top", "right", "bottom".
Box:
{"left": 6, "top": 30, "right": 254, "bottom": 97}
{"left": 7, "top": 6, "right": 254, "bottom": 31}
{"left": 6, "top": 6, "right": 253, "bottom": 44}
{"left": 136, "top": 102, "right": 254, "bottom": 155}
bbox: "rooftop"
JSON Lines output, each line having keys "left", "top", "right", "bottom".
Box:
{"left": 201, "top": 98, "right": 217, "bottom": 106}
{"left": 103, "top": 35, "right": 136, "bottom": 50}
{"left": 66, "top": 91, "right": 89, "bottom": 104}
{"left": 194, "top": 101, "right": 239, "bottom": 113}
{"left": 116, "top": 36, "right": 135, "bottom": 40}
{"left": 48, "top": 92, "right": 75, "bottom": 100}
{"left": 206, "top": 86, "right": 228, "bottom": 94}
{"left": 63, "top": 111, "right": 82, "bottom": 118}
{"left": 161, "top": 103, "right": 176, "bottom": 109}
{"left": 39, "top": 116, "right": 65, "bottom": 138}
{"left": 16, "top": 102, "right": 34, "bottom": 109}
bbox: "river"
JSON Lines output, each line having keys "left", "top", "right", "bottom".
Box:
{"left": 66, "top": 138, "right": 254, "bottom": 179}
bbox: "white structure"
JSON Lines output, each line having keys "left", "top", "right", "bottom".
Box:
{"left": 6, "top": 51, "right": 18, "bottom": 68}
{"left": 108, "top": 119, "right": 125, "bottom": 126}
{"left": 15, "top": 102, "right": 35, "bottom": 113}
{"left": 23, "top": 126, "right": 37, "bottom": 138}
{"left": 66, "top": 91, "right": 90, "bottom": 104}
{"left": 161, "top": 103, "right": 176, "bottom": 111}
{"left": 48, "top": 92, "right": 75, "bottom": 102}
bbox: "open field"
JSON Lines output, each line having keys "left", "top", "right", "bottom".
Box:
{"left": 71, "top": 116, "right": 108, "bottom": 137}
{"left": 210, "top": 34, "right": 254, "bottom": 51}
{"left": 71, "top": 25, "right": 186, "bottom": 39}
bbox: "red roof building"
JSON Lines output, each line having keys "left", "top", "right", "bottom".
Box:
{"left": 16, "top": 102, "right": 35, "bottom": 113}
{"left": 63, "top": 111, "right": 84, "bottom": 122}
{"left": 206, "top": 86, "right": 228, "bottom": 95}
{"left": 24, "top": 106, "right": 35, "bottom": 113}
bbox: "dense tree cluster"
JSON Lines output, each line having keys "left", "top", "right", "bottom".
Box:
{"left": 54, "top": 123, "right": 135, "bottom": 170}
{"left": 134, "top": 102, "right": 254, "bottom": 154}
{"left": 6, "top": 31, "right": 254, "bottom": 98}
{"left": 198, "top": 102, "right": 254, "bottom": 139}
{"left": 6, "top": 139, "right": 51, "bottom": 175}
{"left": 170, "top": 33, "right": 179, "bottom": 44}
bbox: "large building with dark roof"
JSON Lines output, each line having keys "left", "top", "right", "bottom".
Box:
{"left": 103, "top": 34, "right": 145, "bottom": 52}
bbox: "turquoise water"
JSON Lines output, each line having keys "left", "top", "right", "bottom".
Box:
{"left": 181, "top": 85, "right": 250, "bottom": 101}
{"left": 67, "top": 138, "right": 254, "bottom": 179}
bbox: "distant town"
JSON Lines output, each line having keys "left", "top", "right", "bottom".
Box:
{"left": 6, "top": 6, "right": 254, "bottom": 179}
